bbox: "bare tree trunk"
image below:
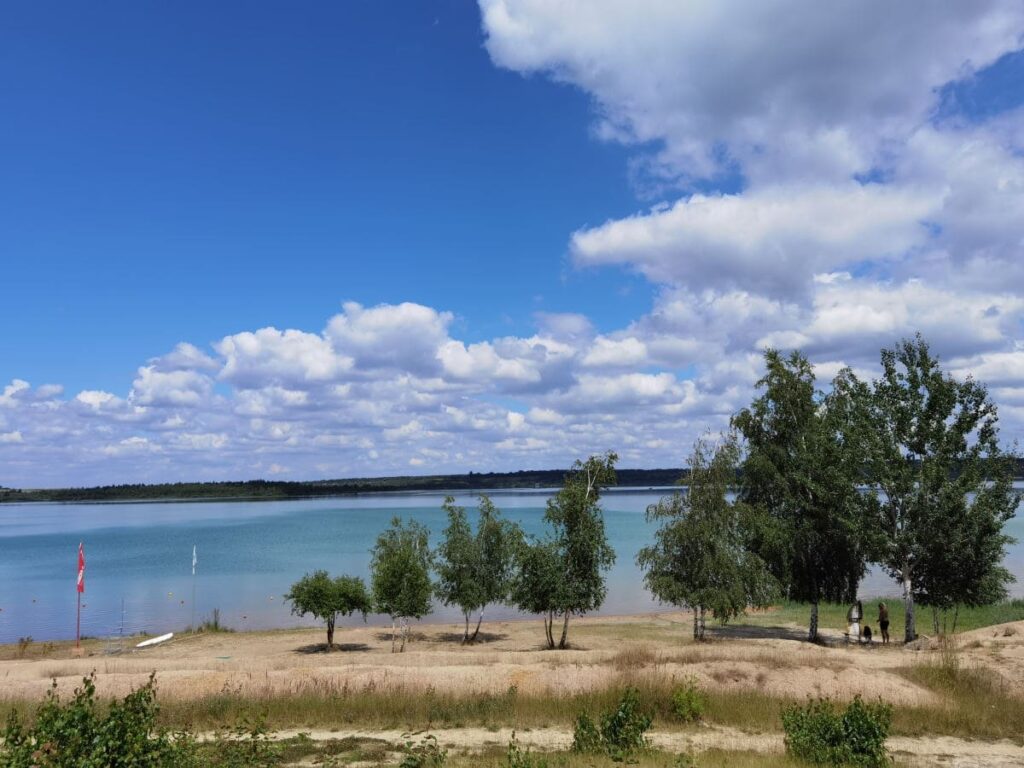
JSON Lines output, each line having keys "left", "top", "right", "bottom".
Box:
{"left": 327, "top": 617, "right": 335, "bottom": 650}
{"left": 698, "top": 605, "right": 706, "bottom": 641}
{"left": 808, "top": 600, "right": 819, "bottom": 643}
{"left": 391, "top": 618, "right": 396, "bottom": 653}
{"left": 903, "top": 566, "right": 916, "bottom": 643}
{"left": 558, "top": 611, "right": 570, "bottom": 649}
{"left": 693, "top": 609, "right": 699, "bottom": 641}
{"left": 463, "top": 612, "right": 470, "bottom": 644}
{"left": 471, "top": 609, "right": 484, "bottom": 642}
{"left": 400, "top": 617, "right": 408, "bottom": 652}
{"left": 544, "top": 611, "right": 554, "bottom": 649}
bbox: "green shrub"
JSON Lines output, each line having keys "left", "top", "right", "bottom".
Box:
{"left": 400, "top": 733, "right": 448, "bottom": 767}
{"left": 782, "top": 696, "right": 891, "bottom": 767}
{"left": 504, "top": 731, "right": 551, "bottom": 768}
{"left": 205, "top": 715, "right": 282, "bottom": 768}
{"left": 0, "top": 672, "right": 198, "bottom": 768}
{"left": 571, "top": 687, "right": 653, "bottom": 761}
{"left": 671, "top": 679, "right": 707, "bottom": 723}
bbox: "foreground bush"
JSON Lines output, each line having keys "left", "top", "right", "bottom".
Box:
{"left": 0, "top": 672, "right": 195, "bottom": 768}
{"left": 782, "top": 696, "right": 891, "bottom": 767}
{"left": 571, "top": 687, "right": 652, "bottom": 761}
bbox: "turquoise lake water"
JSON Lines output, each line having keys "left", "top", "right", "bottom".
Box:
{"left": 1, "top": 488, "right": 1022, "bottom": 643}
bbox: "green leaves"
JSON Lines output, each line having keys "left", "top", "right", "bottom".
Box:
{"left": 434, "top": 495, "right": 522, "bottom": 640}
{"left": 509, "top": 453, "right": 618, "bottom": 648}
{"left": 370, "top": 517, "right": 434, "bottom": 638}
{"left": 284, "top": 570, "right": 371, "bottom": 649}
{"left": 861, "top": 334, "right": 1020, "bottom": 640}
{"left": 733, "top": 349, "right": 867, "bottom": 638}
{"left": 637, "top": 433, "right": 777, "bottom": 635}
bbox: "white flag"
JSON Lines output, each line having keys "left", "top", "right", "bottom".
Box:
{"left": 192, "top": 544, "right": 197, "bottom": 576}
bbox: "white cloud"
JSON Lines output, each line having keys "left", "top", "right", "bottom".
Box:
{"left": 481, "top": 0, "right": 1024, "bottom": 184}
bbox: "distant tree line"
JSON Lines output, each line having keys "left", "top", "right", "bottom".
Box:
{"left": 0, "top": 468, "right": 685, "bottom": 503}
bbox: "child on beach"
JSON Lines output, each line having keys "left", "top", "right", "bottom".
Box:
{"left": 878, "top": 602, "right": 890, "bottom": 645}
{"left": 862, "top": 624, "right": 873, "bottom": 644}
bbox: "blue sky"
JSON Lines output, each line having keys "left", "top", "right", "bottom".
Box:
{"left": 2, "top": 1, "right": 1024, "bottom": 486}
{"left": 2, "top": 2, "right": 646, "bottom": 393}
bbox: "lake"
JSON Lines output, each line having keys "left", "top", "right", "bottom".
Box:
{"left": 1, "top": 487, "right": 1022, "bottom": 643}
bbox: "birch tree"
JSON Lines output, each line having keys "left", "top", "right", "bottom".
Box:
{"left": 732, "top": 350, "right": 867, "bottom": 642}
{"left": 434, "top": 495, "right": 521, "bottom": 643}
{"left": 637, "top": 434, "right": 777, "bottom": 640}
{"left": 370, "top": 517, "right": 433, "bottom": 652}
{"left": 860, "top": 334, "right": 1020, "bottom": 642}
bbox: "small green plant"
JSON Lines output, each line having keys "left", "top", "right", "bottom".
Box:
{"left": 782, "top": 696, "right": 891, "bottom": 767}
{"left": 671, "top": 678, "right": 707, "bottom": 723}
{"left": 209, "top": 715, "right": 282, "bottom": 767}
{"left": 504, "top": 731, "right": 551, "bottom": 768}
{"left": 571, "top": 687, "right": 652, "bottom": 761}
{"left": 400, "top": 733, "right": 448, "bottom": 767}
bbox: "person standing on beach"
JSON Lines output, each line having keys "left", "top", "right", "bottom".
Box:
{"left": 878, "top": 602, "right": 890, "bottom": 645}
{"left": 846, "top": 600, "right": 862, "bottom": 643}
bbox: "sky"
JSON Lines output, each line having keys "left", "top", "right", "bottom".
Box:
{"left": 2, "top": 1, "right": 1024, "bottom": 487}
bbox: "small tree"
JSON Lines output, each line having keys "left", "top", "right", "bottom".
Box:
{"left": 370, "top": 516, "right": 433, "bottom": 652}
{"left": 284, "top": 570, "right": 371, "bottom": 650}
{"left": 515, "top": 452, "right": 618, "bottom": 649}
{"left": 510, "top": 537, "right": 564, "bottom": 648}
{"left": 860, "top": 334, "right": 1020, "bottom": 642}
{"left": 435, "top": 495, "right": 521, "bottom": 643}
{"left": 637, "top": 433, "right": 777, "bottom": 640}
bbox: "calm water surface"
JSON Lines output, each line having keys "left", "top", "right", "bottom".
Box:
{"left": 1, "top": 487, "right": 1022, "bottom": 643}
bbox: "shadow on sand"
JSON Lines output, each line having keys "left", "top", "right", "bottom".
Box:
{"left": 294, "top": 642, "right": 371, "bottom": 654}
{"left": 435, "top": 631, "right": 509, "bottom": 645}
{"left": 711, "top": 623, "right": 845, "bottom": 647}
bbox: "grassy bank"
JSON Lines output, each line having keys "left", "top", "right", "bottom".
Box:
{"left": 740, "top": 599, "right": 1024, "bottom": 639}
{"left": 0, "top": 669, "right": 984, "bottom": 743}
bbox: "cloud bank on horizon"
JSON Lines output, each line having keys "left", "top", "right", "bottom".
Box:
{"left": 4, "top": 1, "right": 1024, "bottom": 486}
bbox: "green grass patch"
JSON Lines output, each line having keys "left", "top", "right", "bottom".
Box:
{"left": 739, "top": 599, "right": 1024, "bottom": 639}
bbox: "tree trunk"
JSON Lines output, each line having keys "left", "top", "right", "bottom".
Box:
{"left": 463, "top": 612, "right": 470, "bottom": 644}
{"left": 808, "top": 600, "right": 819, "bottom": 643}
{"left": 471, "top": 609, "right": 484, "bottom": 642}
{"left": 400, "top": 618, "right": 409, "bottom": 652}
{"left": 558, "top": 611, "right": 570, "bottom": 649}
{"left": 932, "top": 606, "right": 940, "bottom": 636}
{"left": 903, "top": 567, "right": 916, "bottom": 643}
{"left": 391, "top": 618, "right": 397, "bottom": 653}
{"left": 698, "top": 605, "right": 706, "bottom": 641}
{"left": 544, "top": 612, "right": 554, "bottom": 649}
{"left": 327, "top": 617, "right": 335, "bottom": 650}
{"left": 692, "top": 609, "right": 699, "bottom": 641}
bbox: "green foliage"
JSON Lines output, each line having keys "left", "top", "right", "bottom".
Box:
{"left": 512, "top": 453, "right": 618, "bottom": 648}
{"left": 571, "top": 687, "right": 652, "bottom": 761}
{"left": 638, "top": 434, "right": 777, "bottom": 640}
{"left": 371, "top": 517, "right": 434, "bottom": 651}
{"left": 399, "top": 734, "right": 448, "bottom": 767}
{"left": 504, "top": 732, "right": 551, "bottom": 768}
{"left": 670, "top": 679, "right": 707, "bottom": 723}
{"left": 0, "top": 672, "right": 197, "bottom": 768}
{"left": 858, "top": 334, "right": 1020, "bottom": 642}
{"left": 782, "top": 696, "right": 891, "bottom": 767}
{"left": 733, "top": 350, "right": 868, "bottom": 641}
{"left": 434, "top": 495, "right": 522, "bottom": 642}
{"left": 205, "top": 716, "right": 282, "bottom": 768}
{"left": 284, "top": 570, "right": 371, "bottom": 649}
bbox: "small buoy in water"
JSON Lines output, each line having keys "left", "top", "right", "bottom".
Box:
{"left": 168, "top": 592, "right": 173, "bottom": 597}
{"left": 242, "top": 615, "right": 247, "bottom": 620}
{"left": 180, "top": 600, "right": 185, "bottom": 605}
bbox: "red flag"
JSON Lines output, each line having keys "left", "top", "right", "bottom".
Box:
{"left": 77, "top": 542, "right": 85, "bottom": 594}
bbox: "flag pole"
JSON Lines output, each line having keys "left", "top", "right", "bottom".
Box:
{"left": 191, "top": 544, "right": 196, "bottom": 633}
{"left": 76, "top": 542, "right": 85, "bottom": 649}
